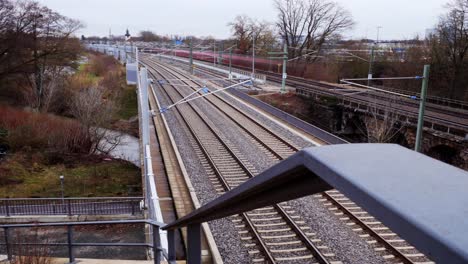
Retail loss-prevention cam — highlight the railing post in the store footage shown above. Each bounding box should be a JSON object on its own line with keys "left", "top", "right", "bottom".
{"left": 4, "top": 227, "right": 11, "bottom": 261}
{"left": 167, "top": 229, "right": 176, "bottom": 263}
{"left": 5, "top": 199, "right": 10, "bottom": 217}
{"left": 187, "top": 223, "right": 201, "bottom": 264}
{"left": 131, "top": 202, "right": 135, "bottom": 216}
{"left": 67, "top": 225, "right": 74, "bottom": 263}
{"left": 67, "top": 200, "right": 72, "bottom": 216}
{"left": 152, "top": 225, "right": 161, "bottom": 264}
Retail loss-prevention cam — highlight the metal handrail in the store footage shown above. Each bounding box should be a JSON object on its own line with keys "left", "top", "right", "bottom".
{"left": 0, "top": 198, "right": 143, "bottom": 217}
{"left": 0, "top": 197, "right": 142, "bottom": 201}
{"left": 0, "top": 219, "right": 174, "bottom": 264}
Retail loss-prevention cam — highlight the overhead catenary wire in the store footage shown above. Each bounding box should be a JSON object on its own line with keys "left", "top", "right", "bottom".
{"left": 343, "top": 76, "right": 423, "bottom": 81}
{"left": 340, "top": 79, "right": 421, "bottom": 99}
{"left": 153, "top": 79, "right": 252, "bottom": 114}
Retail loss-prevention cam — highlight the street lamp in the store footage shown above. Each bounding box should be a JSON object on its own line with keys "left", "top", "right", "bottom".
{"left": 60, "top": 175, "right": 65, "bottom": 202}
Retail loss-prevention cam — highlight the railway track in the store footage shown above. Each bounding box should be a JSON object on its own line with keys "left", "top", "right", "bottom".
{"left": 143, "top": 56, "right": 435, "bottom": 264}
{"left": 151, "top": 53, "right": 468, "bottom": 133}
{"left": 245, "top": 66, "right": 468, "bottom": 132}
{"left": 142, "top": 55, "right": 430, "bottom": 263}
{"left": 145, "top": 60, "right": 340, "bottom": 263}
{"left": 175, "top": 55, "right": 468, "bottom": 138}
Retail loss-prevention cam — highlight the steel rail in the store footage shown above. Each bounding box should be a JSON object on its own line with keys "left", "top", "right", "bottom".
{"left": 145, "top": 57, "right": 297, "bottom": 159}
{"left": 158, "top": 58, "right": 425, "bottom": 264}
{"left": 147, "top": 62, "right": 331, "bottom": 264}
{"left": 146, "top": 66, "right": 277, "bottom": 263}
{"left": 322, "top": 192, "right": 415, "bottom": 264}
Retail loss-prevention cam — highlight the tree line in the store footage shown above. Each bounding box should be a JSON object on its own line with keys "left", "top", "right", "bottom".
{"left": 82, "top": 0, "right": 468, "bottom": 100}
{"left": 0, "top": 0, "right": 83, "bottom": 110}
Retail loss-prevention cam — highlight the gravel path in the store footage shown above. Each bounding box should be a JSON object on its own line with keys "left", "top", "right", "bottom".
{"left": 149, "top": 59, "right": 389, "bottom": 263}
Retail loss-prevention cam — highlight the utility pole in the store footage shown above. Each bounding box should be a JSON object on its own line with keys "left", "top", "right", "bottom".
{"left": 213, "top": 40, "right": 216, "bottom": 67}
{"left": 368, "top": 26, "right": 382, "bottom": 86}
{"left": 281, "top": 43, "right": 287, "bottom": 93}
{"left": 367, "top": 46, "right": 375, "bottom": 86}
{"left": 268, "top": 43, "right": 288, "bottom": 93}
{"left": 415, "top": 65, "right": 430, "bottom": 152}
{"left": 229, "top": 48, "right": 233, "bottom": 80}
{"left": 189, "top": 38, "right": 194, "bottom": 74}
{"left": 252, "top": 32, "right": 255, "bottom": 79}
{"left": 218, "top": 41, "right": 224, "bottom": 66}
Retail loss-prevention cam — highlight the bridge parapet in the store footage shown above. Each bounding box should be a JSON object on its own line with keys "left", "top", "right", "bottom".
{"left": 297, "top": 87, "right": 468, "bottom": 139}
{"left": 0, "top": 197, "right": 142, "bottom": 217}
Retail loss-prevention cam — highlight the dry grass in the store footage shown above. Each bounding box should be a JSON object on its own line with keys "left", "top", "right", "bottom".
{"left": 0, "top": 151, "right": 141, "bottom": 198}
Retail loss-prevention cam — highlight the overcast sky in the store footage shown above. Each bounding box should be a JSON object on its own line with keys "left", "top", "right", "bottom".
{"left": 37, "top": 0, "right": 448, "bottom": 40}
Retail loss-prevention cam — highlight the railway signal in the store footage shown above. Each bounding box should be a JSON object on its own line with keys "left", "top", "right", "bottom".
{"left": 268, "top": 44, "right": 288, "bottom": 93}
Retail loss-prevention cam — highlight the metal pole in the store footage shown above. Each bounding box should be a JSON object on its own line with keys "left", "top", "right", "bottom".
{"left": 67, "top": 200, "right": 72, "bottom": 216}
{"left": 67, "top": 225, "right": 74, "bottom": 263}
{"left": 5, "top": 199, "right": 10, "bottom": 217}
{"left": 213, "top": 40, "right": 216, "bottom": 67}
{"left": 368, "top": 27, "right": 381, "bottom": 86}
{"left": 140, "top": 68, "right": 150, "bottom": 147}
{"left": 415, "top": 65, "right": 430, "bottom": 152}
{"left": 189, "top": 38, "right": 193, "bottom": 75}
{"left": 187, "top": 223, "right": 201, "bottom": 264}
{"left": 152, "top": 225, "right": 161, "bottom": 264}
{"left": 136, "top": 46, "right": 139, "bottom": 65}
{"left": 60, "top": 175, "right": 64, "bottom": 203}
{"left": 4, "top": 227, "right": 11, "bottom": 261}
{"left": 167, "top": 229, "right": 176, "bottom": 262}
{"left": 376, "top": 26, "right": 382, "bottom": 43}
{"left": 252, "top": 32, "right": 255, "bottom": 79}
{"left": 281, "top": 43, "right": 288, "bottom": 93}
{"left": 367, "top": 44, "right": 375, "bottom": 86}
{"left": 229, "top": 48, "right": 232, "bottom": 80}
{"left": 218, "top": 41, "right": 223, "bottom": 66}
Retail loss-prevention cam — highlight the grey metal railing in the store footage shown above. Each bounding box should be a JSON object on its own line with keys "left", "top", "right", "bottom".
{"left": 0, "top": 197, "right": 143, "bottom": 216}
{"left": 0, "top": 219, "right": 175, "bottom": 264}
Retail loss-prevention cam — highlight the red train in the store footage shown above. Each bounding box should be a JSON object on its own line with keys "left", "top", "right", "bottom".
{"left": 141, "top": 48, "right": 283, "bottom": 73}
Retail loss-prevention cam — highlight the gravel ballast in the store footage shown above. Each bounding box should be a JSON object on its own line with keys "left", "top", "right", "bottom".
{"left": 152, "top": 73, "right": 252, "bottom": 263}
{"left": 149, "top": 59, "right": 392, "bottom": 263}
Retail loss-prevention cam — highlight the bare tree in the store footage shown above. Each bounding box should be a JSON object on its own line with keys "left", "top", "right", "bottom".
{"left": 69, "top": 87, "right": 121, "bottom": 154}
{"left": 275, "top": 0, "right": 354, "bottom": 61}
{"left": 228, "top": 15, "right": 277, "bottom": 55}
{"left": 430, "top": 0, "right": 468, "bottom": 99}
{"left": 0, "top": 0, "right": 83, "bottom": 109}
{"left": 363, "top": 94, "right": 405, "bottom": 143}
{"left": 22, "top": 66, "right": 68, "bottom": 112}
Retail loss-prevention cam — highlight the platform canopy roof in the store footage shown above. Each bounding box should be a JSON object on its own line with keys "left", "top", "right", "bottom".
{"left": 164, "top": 144, "right": 468, "bottom": 264}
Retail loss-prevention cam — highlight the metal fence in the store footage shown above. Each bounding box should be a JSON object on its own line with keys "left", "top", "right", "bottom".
{"left": 0, "top": 219, "right": 174, "bottom": 264}
{"left": 0, "top": 197, "right": 142, "bottom": 217}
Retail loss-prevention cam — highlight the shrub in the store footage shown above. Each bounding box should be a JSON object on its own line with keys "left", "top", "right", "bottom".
{"left": 0, "top": 106, "right": 92, "bottom": 154}
{"left": 88, "top": 54, "right": 119, "bottom": 77}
